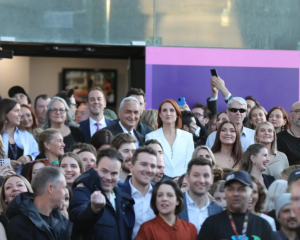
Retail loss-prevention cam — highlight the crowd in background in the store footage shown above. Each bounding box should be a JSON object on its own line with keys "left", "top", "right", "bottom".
{"left": 0, "top": 75, "right": 300, "bottom": 239}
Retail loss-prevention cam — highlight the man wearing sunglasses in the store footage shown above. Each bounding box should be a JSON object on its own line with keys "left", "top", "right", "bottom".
{"left": 206, "top": 97, "right": 255, "bottom": 152}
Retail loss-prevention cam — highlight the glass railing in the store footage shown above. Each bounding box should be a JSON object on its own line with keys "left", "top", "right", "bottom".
{"left": 0, "top": 0, "right": 299, "bottom": 50}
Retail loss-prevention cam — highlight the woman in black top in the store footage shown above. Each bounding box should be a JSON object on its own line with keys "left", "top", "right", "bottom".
{"left": 240, "top": 143, "right": 275, "bottom": 190}
{"left": 43, "top": 97, "right": 85, "bottom": 152}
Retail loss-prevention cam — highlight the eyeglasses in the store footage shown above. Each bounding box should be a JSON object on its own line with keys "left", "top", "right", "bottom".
{"left": 228, "top": 108, "right": 246, "bottom": 113}
{"left": 291, "top": 109, "right": 300, "bottom": 115}
{"left": 49, "top": 108, "right": 66, "bottom": 114}
{"left": 194, "top": 113, "right": 204, "bottom": 118}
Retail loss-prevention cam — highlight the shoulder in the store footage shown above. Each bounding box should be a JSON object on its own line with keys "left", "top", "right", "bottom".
{"left": 275, "top": 151, "right": 288, "bottom": 159}
{"left": 79, "top": 119, "right": 89, "bottom": 127}
{"left": 243, "top": 127, "right": 255, "bottom": 135}
{"left": 207, "top": 131, "right": 217, "bottom": 139}
{"left": 146, "top": 128, "right": 161, "bottom": 138}
{"left": 205, "top": 210, "right": 226, "bottom": 222}
{"left": 105, "top": 118, "right": 116, "bottom": 126}
{"left": 178, "top": 129, "right": 193, "bottom": 139}
{"left": 208, "top": 202, "right": 223, "bottom": 213}
{"left": 263, "top": 174, "right": 275, "bottom": 181}
{"left": 277, "top": 130, "right": 289, "bottom": 138}
{"left": 177, "top": 217, "right": 196, "bottom": 230}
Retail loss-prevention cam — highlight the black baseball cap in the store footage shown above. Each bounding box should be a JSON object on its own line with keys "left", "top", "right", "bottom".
{"left": 225, "top": 170, "right": 252, "bottom": 188}
{"left": 8, "top": 86, "right": 31, "bottom": 104}
{"left": 288, "top": 169, "right": 300, "bottom": 185}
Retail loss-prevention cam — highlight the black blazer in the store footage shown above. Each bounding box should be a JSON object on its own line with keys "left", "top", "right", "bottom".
{"left": 136, "top": 122, "right": 153, "bottom": 137}
{"left": 79, "top": 118, "right": 116, "bottom": 143}
{"left": 103, "top": 122, "right": 145, "bottom": 147}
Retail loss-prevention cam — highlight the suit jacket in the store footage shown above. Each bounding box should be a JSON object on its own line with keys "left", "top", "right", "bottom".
{"left": 118, "top": 175, "right": 154, "bottom": 196}
{"left": 103, "top": 122, "right": 145, "bottom": 147}
{"left": 262, "top": 174, "right": 275, "bottom": 189}
{"left": 136, "top": 122, "right": 153, "bottom": 137}
{"left": 79, "top": 118, "right": 115, "bottom": 143}
{"left": 178, "top": 192, "right": 223, "bottom": 222}
{"left": 145, "top": 128, "right": 194, "bottom": 178}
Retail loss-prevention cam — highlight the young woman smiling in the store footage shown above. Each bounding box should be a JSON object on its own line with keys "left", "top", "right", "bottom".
{"left": 254, "top": 121, "right": 289, "bottom": 179}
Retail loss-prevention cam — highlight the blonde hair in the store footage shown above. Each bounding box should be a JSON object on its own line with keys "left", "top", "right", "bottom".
{"left": 254, "top": 121, "right": 277, "bottom": 155}
{"left": 192, "top": 145, "right": 216, "bottom": 167}
{"left": 140, "top": 109, "right": 158, "bottom": 130}
{"left": 38, "top": 128, "right": 61, "bottom": 154}
{"left": 0, "top": 175, "right": 33, "bottom": 216}
{"left": 247, "top": 106, "right": 267, "bottom": 130}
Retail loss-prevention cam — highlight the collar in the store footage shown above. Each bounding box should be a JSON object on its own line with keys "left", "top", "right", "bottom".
{"left": 129, "top": 178, "right": 152, "bottom": 196}
{"left": 155, "top": 215, "right": 179, "bottom": 231}
{"left": 119, "top": 121, "right": 134, "bottom": 135}
{"left": 89, "top": 116, "right": 105, "bottom": 126}
{"left": 241, "top": 126, "right": 250, "bottom": 136}
{"left": 277, "top": 229, "right": 299, "bottom": 240}
{"left": 50, "top": 159, "right": 59, "bottom": 165}
{"left": 186, "top": 191, "right": 210, "bottom": 210}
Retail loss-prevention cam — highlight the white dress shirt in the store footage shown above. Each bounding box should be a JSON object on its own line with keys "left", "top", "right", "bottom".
{"left": 145, "top": 128, "right": 194, "bottom": 177}
{"left": 129, "top": 179, "right": 155, "bottom": 239}
{"left": 119, "top": 121, "right": 140, "bottom": 148}
{"left": 186, "top": 192, "right": 210, "bottom": 233}
{"left": 206, "top": 126, "right": 255, "bottom": 152}
{"left": 89, "top": 116, "right": 107, "bottom": 137}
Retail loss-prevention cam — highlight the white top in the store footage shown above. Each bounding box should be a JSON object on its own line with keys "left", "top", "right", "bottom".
{"left": 206, "top": 127, "right": 255, "bottom": 152}
{"left": 186, "top": 192, "right": 210, "bottom": 233}
{"left": 145, "top": 128, "right": 194, "bottom": 177}
{"left": 89, "top": 116, "right": 107, "bottom": 137}
{"left": 129, "top": 179, "right": 155, "bottom": 239}
{"left": 119, "top": 122, "right": 140, "bottom": 148}
{"left": 260, "top": 213, "right": 276, "bottom": 231}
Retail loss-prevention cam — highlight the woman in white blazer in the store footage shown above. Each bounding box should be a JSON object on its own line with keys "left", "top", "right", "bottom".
{"left": 145, "top": 99, "right": 194, "bottom": 178}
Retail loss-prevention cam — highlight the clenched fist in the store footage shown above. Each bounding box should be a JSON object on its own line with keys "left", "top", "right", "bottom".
{"left": 91, "top": 191, "right": 106, "bottom": 213}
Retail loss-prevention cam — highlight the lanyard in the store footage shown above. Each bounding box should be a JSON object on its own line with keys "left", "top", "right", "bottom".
{"left": 9, "top": 144, "right": 18, "bottom": 160}
{"left": 227, "top": 210, "right": 249, "bottom": 240}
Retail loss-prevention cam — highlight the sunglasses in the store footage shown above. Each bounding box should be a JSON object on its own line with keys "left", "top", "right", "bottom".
{"left": 228, "top": 108, "right": 246, "bottom": 113}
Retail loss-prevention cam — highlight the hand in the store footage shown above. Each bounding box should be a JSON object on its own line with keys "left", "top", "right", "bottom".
{"left": 91, "top": 191, "right": 106, "bottom": 213}
{"left": 16, "top": 155, "right": 30, "bottom": 165}
{"left": 211, "top": 76, "right": 225, "bottom": 91}
{"left": 211, "top": 83, "right": 218, "bottom": 94}
{"left": 10, "top": 160, "right": 22, "bottom": 170}
{"left": 60, "top": 208, "right": 69, "bottom": 219}
{"left": 207, "top": 192, "right": 215, "bottom": 203}
{"left": 0, "top": 166, "right": 15, "bottom": 176}
{"left": 179, "top": 102, "right": 191, "bottom": 111}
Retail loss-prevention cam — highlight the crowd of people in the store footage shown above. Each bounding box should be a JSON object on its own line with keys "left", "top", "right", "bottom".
{"left": 0, "top": 75, "right": 300, "bottom": 240}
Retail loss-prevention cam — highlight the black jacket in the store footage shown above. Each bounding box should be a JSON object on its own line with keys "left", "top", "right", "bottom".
{"left": 103, "top": 122, "right": 145, "bottom": 146}
{"left": 6, "top": 192, "right": 72, "bottom": 240}
{"left": 70, "top": 168, "right": 135, "bottom": 240}
{"left": 136, "top": 121, "right": 153, "bottom": 137}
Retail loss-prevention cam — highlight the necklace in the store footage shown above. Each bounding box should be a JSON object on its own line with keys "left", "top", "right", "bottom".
{"left": 289, "top": 128, "right": 300, "bottom": 138}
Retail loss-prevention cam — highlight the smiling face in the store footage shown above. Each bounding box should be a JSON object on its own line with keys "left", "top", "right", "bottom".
{"left": 250, "top": 148, "right": 270, "bottom": 172}
{"left": 118, "top": 101, "right": 140, "bottom": 131}
{"left": 49, "top": 100, "right": 67, "bottom": 125}
{"left": 156, "top": 184, "right": 179, "bottom": 216}
{"left": 130, "top": 152, "right": 157, "bottom": 186}
{"left": 278, "top": 203, "right": 299, "bottom": 230}
{"left": 6, "top": 103, "right": 22, "bottom": 127}
{"left": 186, "top": 165, "right": 213, "bottom": 197}
{"left": 256, "top": 124, "right": 274, "bottom": 145}
{"left": 4, "top": 176, "right": 28, "bottom": 204}
{"left": 219, "top": 123, "right": 237, "bottom": 145}
{"left": 159, "top": 102, "right": 177, "bottom": 126}
{"left": 118, "top": 142, "right": 136, "bottom": 173}
{"left": 20, "top": 106, "right": 33, "bottom": 129}
{"left": 147, "top": 143, "right": 165, "bottom": 182}
{"left": 60, "top": 157, "right": 81, "bottom": 185}
{"left": 45, "top": 133, "right": 65, "bottom": 157}
{"left": 250, "top": 108, "right": 266, "bottom": 129}
{"left": 87, "top": 90, "right": 106, "bottom": 117}
{"left": 96, "top": 157, "right": 122, "bottom": 194}
{"left": 268, "top": 109, "right": 287, "bottom": 129}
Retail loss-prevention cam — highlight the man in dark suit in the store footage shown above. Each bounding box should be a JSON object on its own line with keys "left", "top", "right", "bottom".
{"left": 125, "top": 88, "right": 153, "bottom": 137}
{"left": 80, "top": 87, "right": 115, "bottom": 143}
{"left": 104, "top": 96, "right": 145, "bottom": 147}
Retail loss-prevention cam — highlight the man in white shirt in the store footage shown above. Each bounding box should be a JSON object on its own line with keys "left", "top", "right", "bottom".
{"left": 206, "top": 97, "right": 255, "bottom": 151}
{"left": 118, "top": 147, "right": 157, "bottom": 239}
{"left": 111, "top": 133, "right": 137, "bottom": 183}
{"left": 178, "top": 157, "right": 223, "bottom": 233}
{"left": 80, "top": 87, "right": 115, "bottom": 143}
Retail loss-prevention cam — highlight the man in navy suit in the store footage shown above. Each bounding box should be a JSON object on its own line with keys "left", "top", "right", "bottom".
{"left": 104, "top": 97, "right": 145, "bottom": 147}
{"left": 80, "top": 87, "right": 115, "bottom": 143}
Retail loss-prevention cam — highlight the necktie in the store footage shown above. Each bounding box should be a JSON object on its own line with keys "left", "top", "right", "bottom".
{"left": 95, "top": 122, "right": 101, "bottom": 131}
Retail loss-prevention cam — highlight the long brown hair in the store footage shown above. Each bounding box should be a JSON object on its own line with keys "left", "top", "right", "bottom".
{"left": 157, "top": 99, "right": 182, "bottom": 129}
{"left": 211, "top": 121, "right": 243, "bottom": 168}
{"left": 0, "top": 98, "right": 19, "bottom": 134}
{"left": 251, "top": 176, "right": 266, "bottom": 213}
{"left": 240, "top": 143, "right": 267, "bottom": 173}
{"left": 267, "top": 106, "right": 289, "bottom": 130}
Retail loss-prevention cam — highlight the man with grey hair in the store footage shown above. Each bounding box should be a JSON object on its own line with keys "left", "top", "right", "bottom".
{"left": 206, "top": 97, "right": 255, "bottom": 151}
{"left": 104, "top": 96, "right": 145, "bottom": 147}
{"left": 6, "top": 166, "right": 72, "bottom": 239}
{"left": 277, "top": 101, "right": 300, "bottom": 166}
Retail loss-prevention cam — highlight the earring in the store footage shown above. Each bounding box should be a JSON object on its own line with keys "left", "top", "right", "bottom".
{"left": 282, "top": 126, "right": 284, "bottom": 131}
